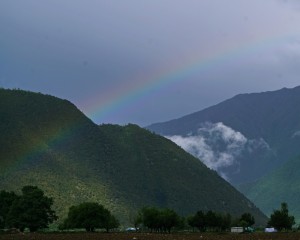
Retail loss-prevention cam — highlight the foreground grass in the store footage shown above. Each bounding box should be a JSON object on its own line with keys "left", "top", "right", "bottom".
{"left": 0, "top": 232, "right": 300, "bottom": 240}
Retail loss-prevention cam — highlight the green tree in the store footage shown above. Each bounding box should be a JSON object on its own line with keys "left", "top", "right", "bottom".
{"left": 0, "top": 190, "right": 18, "bottom": 228}
{"left": 160, "top": 208, "right": 180, "bottom": 233}
{"left": 218, "top": 212, "right": 231, "bottom": 231}
{"left": 187, "top": 210, "right": 206, "bottom": 232}
{"left": 103, "top": 214, "right": 119, "bottom": 233}
{"left": 140, "top": 207, "right": 160, "bottom": 232}
{"left": 6, "top": 186, "right": 57, "bottom": 232}
{"left": 268, "top": 202, "right": 295, "bottom": 231}
{"left": 188, "top": 210, "right": 231, "bottom": 232}
{"left": 139, "top": 207, "right": 180, "bottom": 233}
{"left": 205, "top": 210, "right": 219, "bottom": 231}
{"left": 63, "top": 202, "right": 118, "bottom": 232}
{"left": 239, "top": 213, "right": 255, "bottom": 227}
{"left": 187, "top": 215, "right": 196, "bottom": 232}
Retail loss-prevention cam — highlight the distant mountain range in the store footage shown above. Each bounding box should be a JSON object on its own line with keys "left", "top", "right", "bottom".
{"left": 0, "top": 88, "right": 267, "bottom": 226}
{"left": 147, "top": 86, "right": 300, "bottom": 221}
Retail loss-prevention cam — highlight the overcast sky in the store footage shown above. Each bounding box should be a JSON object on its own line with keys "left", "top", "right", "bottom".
{"left": 1, "top": 0, "right": 300, "bottom": 126}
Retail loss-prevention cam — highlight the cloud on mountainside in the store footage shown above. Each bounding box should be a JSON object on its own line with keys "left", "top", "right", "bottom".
{"left": 166, "top": 123, "right": 246, "bottom": 170}
{"left": 166, "top": 122, "right": 271, "bottom": 180}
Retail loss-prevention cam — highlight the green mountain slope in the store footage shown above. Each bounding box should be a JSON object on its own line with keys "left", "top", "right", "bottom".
{"left": 97, "top": 124, "right": 266, "bottom": 223}
{"left": 239, "top": 155, "right": 300, "bottom": 223}
{"left": 0, "top": 89, "right": 124, "bottom": 223}
{"left": 0, "top": 89, "right": 267, "bottom": 226}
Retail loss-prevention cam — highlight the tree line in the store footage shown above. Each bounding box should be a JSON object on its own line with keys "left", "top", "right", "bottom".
{"left": 0, "top": 186, "right": 118, "bottom": 232}
{"left": 134, "top": 207, "right": 255, "bottom": 233}
{"left": 0, "top": 186, "right": 296, "bottom": 233}
{"left": 0, "top": 186, "right": 57, "bottom": 232}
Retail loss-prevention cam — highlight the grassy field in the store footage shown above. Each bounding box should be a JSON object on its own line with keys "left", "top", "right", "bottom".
{"left": 0, "top": 232, "right": 300, "bottom": 240}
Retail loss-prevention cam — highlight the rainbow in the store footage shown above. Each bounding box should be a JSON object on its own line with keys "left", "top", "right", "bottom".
{"left": 2, "top": 30, "right": 295, "bottom": 174}
{"left": 82, "top": 31, "right": 294, "bottom": 124}
{"left": 1, "top": 116, "right": 82, "bottom": 175}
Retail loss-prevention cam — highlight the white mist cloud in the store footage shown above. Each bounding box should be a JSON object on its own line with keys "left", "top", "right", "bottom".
{"left": 199, "top": 122, "right": 247, "bottom": 147}
{"left": 169, "top": 134, "right": 216, "bottom": 166}
{"left": 166, "top": 122, "right": 247, "bottom": 171}
{"left": 166, "top": 122, "right": 271, "bottom": 180}
{"left": 247, "top": 138, "right": 271, "bottom": 152}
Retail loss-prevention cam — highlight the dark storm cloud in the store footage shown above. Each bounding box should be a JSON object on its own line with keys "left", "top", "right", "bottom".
{"left": 1, "top": 0, "right": 300, "bottom": 125}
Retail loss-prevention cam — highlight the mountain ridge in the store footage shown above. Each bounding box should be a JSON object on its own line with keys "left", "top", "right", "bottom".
{"left": 147, "top": 85, "right": 300, "bottom": 222}
{"left": 147, "top": 86, "right": 300, "bottom": 184}
{"left": 0, "top": 88, "right": 267, "bottom": 226}
{"left": 148, "top": 86, "right": 300, "bottom": 137}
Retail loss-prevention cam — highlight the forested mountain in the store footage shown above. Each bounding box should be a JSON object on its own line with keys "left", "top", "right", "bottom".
{"left": 0, "top": 89, "right": 267, "bottom": 225}
{"left": 239, "top": 155, "right": 300, "bottom": 222}
{"left": 147, "top": 86, "right": 300, "bottom": 222}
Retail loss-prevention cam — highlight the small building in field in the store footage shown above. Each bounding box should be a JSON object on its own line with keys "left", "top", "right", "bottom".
{"left": 265, "top": 227, "right": 277, "bottom": 233}
{"left": 231, "top": 227, "right": 244, "bottom": 233}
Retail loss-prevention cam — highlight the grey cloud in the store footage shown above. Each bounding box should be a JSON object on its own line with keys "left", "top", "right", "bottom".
{"left": 1, "top": 0, "right": 300, "bottom": 125}
{"left": 277, "top": 0, "right": 300, "bottom": 9}
{"left": 292, "top": 131, "right": 300, "bottom": 138}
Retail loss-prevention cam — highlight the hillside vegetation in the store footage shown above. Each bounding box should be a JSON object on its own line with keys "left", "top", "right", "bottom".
{"left": 239, "top": 155, "right": 300, "bottom": 222}
{"left": 0, "top": 89, "right": 267, "bottom": 225}
{"left": 147, "top": 86, "right": 300, "bottom": 223}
